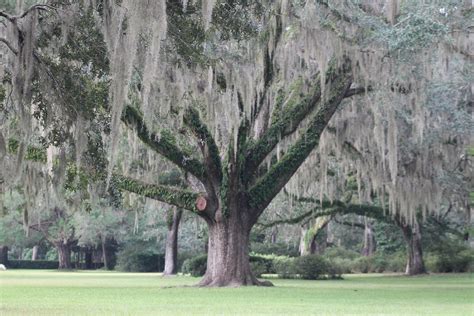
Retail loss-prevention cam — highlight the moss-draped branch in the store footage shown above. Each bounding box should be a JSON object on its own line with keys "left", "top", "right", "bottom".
{"left": 245, "top": 58, "right": 355, "bottom": 183}
{"left": 248, "top": 59, "right": 353, "bottom": 213}
{"left": 244, "top": 74, "right": 322, "bottom": 179}
{"left": 112, "top": 174, "right": 201, "bottom": 212}
{"left": 183, "top": 106, "right": 222, "bottom": 184}
{"left": 258, "top": 201, "right": 386, "bottom": 228}
{"left": 121, "top": 106, "right": 206, "bottom": 182}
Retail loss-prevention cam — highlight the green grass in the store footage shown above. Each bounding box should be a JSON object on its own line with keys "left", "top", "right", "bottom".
{"left": 0, "top": 271, "right": 472, "bottom": 315}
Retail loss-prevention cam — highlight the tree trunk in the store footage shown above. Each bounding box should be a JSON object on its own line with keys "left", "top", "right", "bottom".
{"left": 362, "top": 219, "right": 376, "bottom": 256}
{"left": 31, "top": 245, "right": 39, "bottom": 261}
{"left": 163, "top": 208, "right": 183, "bottom": 276}
{"left": 299, "top": 225, "right": 309, "bottom": 256}
{"left": 56, "top": 242, "right": 72, "bottom": 269}
{"left": 0, "top": 246, "right": 8, "bottom": 265}
{"left": 299, "top": 218, "right": 330, "bottom": 256}
{"left": 198, "top": 208, "right": 272, "bottom": 287}
{"left": 401, "top": 219, "right": 426, "bottom": 275}
{"left": 270, "top": 226, "right": 278, "bottom": 244}
{"left": 101, "top": 236, "right": 109, "bottom": 269}
{"left": 84, "top": 247, "right": 93, "bottom": 269}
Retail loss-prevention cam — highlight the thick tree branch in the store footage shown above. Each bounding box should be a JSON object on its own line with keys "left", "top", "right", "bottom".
{"left": 248, "top": 59, "right": 353, "bottom": 214}
{"left": 258, "top": 201, "right": 387, "bottom": 228}
{"left": 0, "top": 37, "right": 18, "bottom": 55}
{"left": 0, "top": 4, "right": 54, "bottom": 23}
{"left": 246, "top": 57, "right": 359, "bottom": 180}
{"left": 344, "top": 86, "right": 372, "bottom": 98}
{"left": 251, "top": 15, "right": 282, "bottom": 123}
{"left": 245, "top": 73, "right": 322, "bottom": 179}
{"left": 182, "top": 106, "right": 222, "bottom": 184}
{"left": 121, "top": 106, "right": 206, "bottom": 182}
{"left": 333, "top": 218, "right": 365, "bottom": 229}
{"left": 112, "top": 174, "right": 202, "bottom": 212}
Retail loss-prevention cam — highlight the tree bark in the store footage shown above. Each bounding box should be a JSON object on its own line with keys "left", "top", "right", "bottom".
{"left": 31, "top": 245, "right": 39, "bottom": 261}
{"left": 299, "top": 225, "right": 309, "bottom": 256}
{"left": 401, "top": 219, "right": 426, "bottom": 275}
{"left": 56, "top": 242, "right": 72, "bottom": 269}
{"left": 270, "top": 226, "right": 278, "bottom": 244}
{"left": 84, "top": 247, "right": 93, "bottom": 269}
{"left": 198, "top": 207, "right": 272, "bottom": 287}
{"left": 362, "top": 219, "right": 376, "bottom": 256}
{"left": 163, "top": 208, "right": 183, "bottom": 276}
{"left": 0, "top": 246, "right": 8, "bottom": 265}
{"left": 101, "top": 236, "right": 108, "bottom": 269}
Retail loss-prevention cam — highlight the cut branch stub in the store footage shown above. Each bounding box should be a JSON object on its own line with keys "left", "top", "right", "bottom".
{"left": 196, "top": 196, "right": 207, "bottom": 211}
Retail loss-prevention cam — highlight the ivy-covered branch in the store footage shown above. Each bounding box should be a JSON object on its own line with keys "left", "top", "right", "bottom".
{"left": 182, "top": 106, "right": 222, "bottom": 184}
{"left": 245, "top": 74, "right": 322, "bottom": 179}
{"left": 245, "top": 57, "right": 356, "bottom": 181}
{"left": 121, "top": 106, "right": 206, "bottom": 182}
{"left": 258, "top": 201, "right": 386, "bottom": 228}
{"left": 248, "top": 58, "right": 353, "bottom": 213}
{"left": 112, "top": 174, "right": 202, "bottom": 212}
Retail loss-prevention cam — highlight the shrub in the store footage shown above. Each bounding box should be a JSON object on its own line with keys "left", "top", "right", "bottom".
{"left": 372, "top": 255, "right": 388, "bottom": 273}
{"left": 385, "top": 252, "right": 406, "bottom": 272}
{"left": 250, "top": 242, "right": 299, "bottom": 257}
{"left": 177, "top": 251, "right": 201, "bottom": 273}
{"left": 325, "top": 258, "right": 344, "bottom": 279}
{"left": 294, "top": 255, "right": 329, "bottom": 280}
{"left": 182, "top": 254, "right": 279, "bottom": 277}
{"left": 426, "top": 240, "right": 474, "bottom": 273}
{"left": 427, "top": 249, "right": 474, "bottom": 273}
{"left": 324, "top": 247, "right": 361, "bottom": 261}
{"left": 7, "top": 260, "right": 59, "bottom": 269}
{"left": 249, "top": 255, "right": 275, "bottom": 274}
{"left": 181, "top": 254, "right": 207, "bottom": 277}
{"left": 116, "top": 253, "right": 164, "bottom": 272}
{"left": 352, "top": 256, "right": 372, "bottom": 273}
{"left": 250, "top": 261, "right": 267, "bottom": 277}
{"left": 273, "top": 257, "right": 296, "bottom": 279}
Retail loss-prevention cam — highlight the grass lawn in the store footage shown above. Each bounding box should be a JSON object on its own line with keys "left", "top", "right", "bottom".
{"left": 0, "top": 270, "right": 472, "bottom": 315}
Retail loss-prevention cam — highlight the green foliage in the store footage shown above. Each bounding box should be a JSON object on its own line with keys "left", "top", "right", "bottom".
{"left": 373, "top": 221, "right": 405, "bottom": 253}
{"left": 7, "top": 138, "right": 19, "bottom": 154}
{"left": 0, "top": 84, "right": 5, "bottom": 104}
{"left": 25, "top": 146, "right": 47, "bottom": 163}
{"left": 181, "top": 254, "right": 277, "bottom": 277}
{"left": 116, "top": 249, "right": 164, "bottom": 272}
{"left": 273, "top": 257, "right": 296, "bottom": 279}
{"left": 250, "top": 242, "right": 299, "bottom": 257}
{"left": 181, "top": 254, "right": 208, "bottom": 277}
{"left": 323, "top": 247, "right": 406, "bottom": 273}
{"left": 426, "top": 242, "right": 474, "bottom": 273}
{"left": 273, "top": 255, "right": 343, "bottom": 280}
{"left": 294, "top": 255, "right": 330, "bottom": 280}
{"left": 249, "top": 255, "right": 275, "bottom": 276}
{"left": 7, "top": 260, "right": 59, "bottom": 269}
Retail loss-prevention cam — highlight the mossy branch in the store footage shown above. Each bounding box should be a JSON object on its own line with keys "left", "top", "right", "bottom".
{"left": 245, "top": 58, "right": 355, "bottom": 182}
{"left": 248, "top": 58, "right": 353, "bottom": 213}
{"left": 245, "top": 74, "right": 322, "bottom": 180}
{"left": 121, "top": 106, "right": 206, "bottom": 182}
{"left": 112, "top": 174, "right": 202, "bottom": 212}
{"left": 183, "top": 106, "right": 222, "bottom": 184}
{"left": 258, "top": 201, "right": 387, "bottom": 228}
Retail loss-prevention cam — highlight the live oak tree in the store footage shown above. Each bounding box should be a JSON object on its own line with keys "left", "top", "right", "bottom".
{"left": 1, "top": 1, "right": 472, "bottom": 286}
{"left": 259, "top": 194, "right": 428, "bottom": 275}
